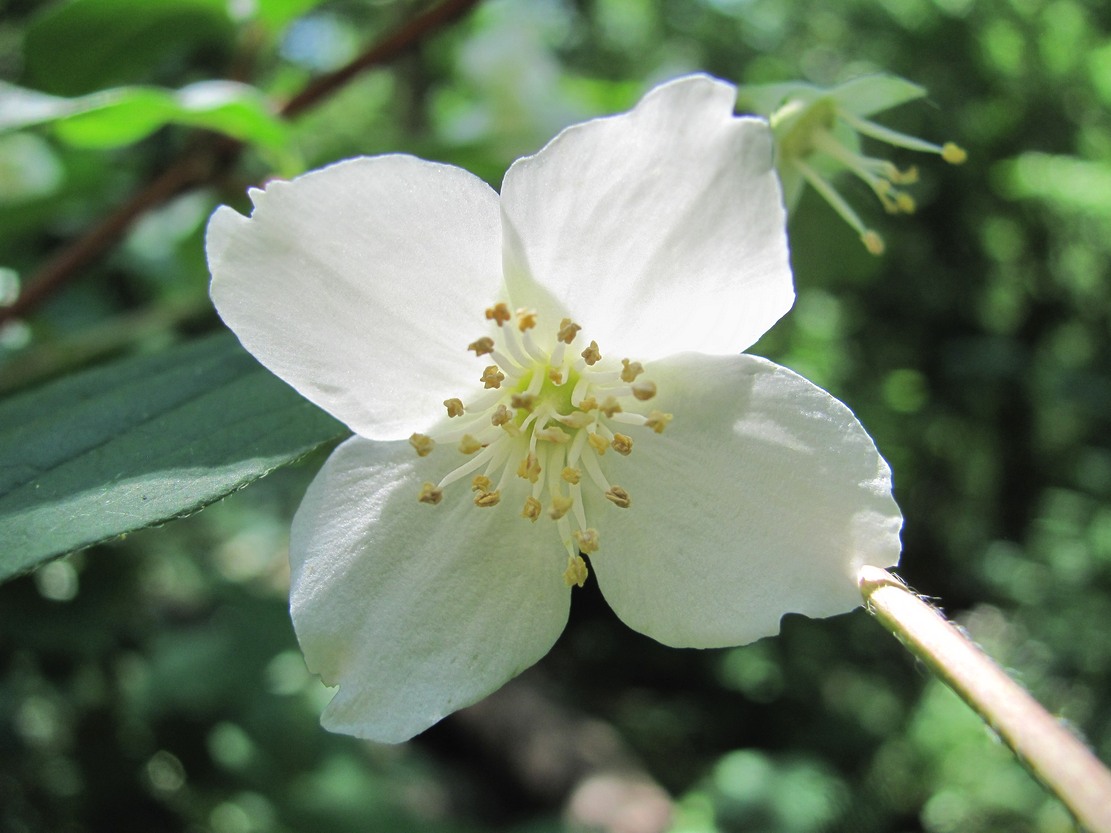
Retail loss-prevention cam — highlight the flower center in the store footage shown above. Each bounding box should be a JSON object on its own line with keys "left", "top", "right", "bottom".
{"left": 409, "top": 303, "right": 673, "bottom": 588}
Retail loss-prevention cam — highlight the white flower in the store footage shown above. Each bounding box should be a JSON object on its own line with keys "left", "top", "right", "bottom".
{"left": 206, "top": 74, "right": 903, "bottom": 743}
{"left": 737, "top": 75, "right": 967, "bottom": 254}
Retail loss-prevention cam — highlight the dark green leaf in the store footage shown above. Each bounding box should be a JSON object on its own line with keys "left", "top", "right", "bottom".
{"left": 23, "top": 0, "right": 234, "bottom": 96}
{"left": 0, "top": 333, "right": 347, "bottom": 582}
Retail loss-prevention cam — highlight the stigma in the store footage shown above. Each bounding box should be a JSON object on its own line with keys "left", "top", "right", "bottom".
{"left": 409, "top": 304, "right": 673, "bottom": 587}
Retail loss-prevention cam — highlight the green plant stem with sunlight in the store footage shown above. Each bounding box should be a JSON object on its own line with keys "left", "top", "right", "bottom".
{"left": 860, "top": 567, "right": 1111, "bottom": 833}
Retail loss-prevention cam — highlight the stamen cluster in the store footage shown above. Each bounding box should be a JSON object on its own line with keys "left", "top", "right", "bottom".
{"left": 770, "top": 90, "right": 966, "bottom": 255}
{"left": 409, "top": 303, "right": 673, "bottom": 587}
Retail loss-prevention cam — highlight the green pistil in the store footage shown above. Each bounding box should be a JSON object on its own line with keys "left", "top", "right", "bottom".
{"left": 513, "top": 365, "right": 581, "bottom": 423}
{"left": 775, "top": 97, "right": 837, "bottom": 161}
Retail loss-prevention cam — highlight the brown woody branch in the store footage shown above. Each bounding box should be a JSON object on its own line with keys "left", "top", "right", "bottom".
{"left": 0, "top": 0, "right": 482, "bottom": 327}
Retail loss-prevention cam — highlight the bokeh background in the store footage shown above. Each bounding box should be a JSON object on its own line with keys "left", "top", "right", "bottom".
{"left": 2, "top": 0, "right": 1111, "bottom": 831}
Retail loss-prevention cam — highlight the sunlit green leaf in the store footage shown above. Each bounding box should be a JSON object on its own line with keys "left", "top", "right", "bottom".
{"left": 252, "top": 0, "right": 328, "bottom": 32}
{"left": 0, "top": 333, "right": 347, "bottom": 582}
{"left": 0, "top": 80, "right": 290, "bottom": 151}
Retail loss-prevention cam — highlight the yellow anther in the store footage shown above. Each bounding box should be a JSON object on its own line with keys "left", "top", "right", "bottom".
{"left": 573, "top": 528, "right": 600, "bottom": 554}
{"left": 485, "top": 303, "right": 511, "bottom": 326}
{"left": 895, "top": 192, "right": 916, "bottom": 214}
{"left": 471, "top": 474, "right": 493, "bottom": 492}
{"left": 517, "top": 453, "right": 541, "bottom": 483}
{"left": 605, "top": 486, "right": 631, "bottom": 508}
{"left": 561, "top": 466, "right": 581, "bottom": 485}
{"left": 467, "top": 337, "right": 495, "bottom": 356}
{"left": 549, "top": 494, "right": 573, "bottom": 520}
{"left": 579, "top": 396, "right": 598, "bottom": 412}
{"left": 409, "top": 433, "right": 435, "bottom": 457}
{"left": 522, "top": 496, "right": 542, "bottom": 522}
{"left": 631, "top": 380, "right": 656, "bottom": 401}
{"left": 581, "top": 341, "right": 602, "bottom": 365}
{"left": 620, "top": 359, "right": 645, "bottom": 382}
{"left": 516, "top": 308, "right": 538, "bottom": 331}
{"left": 563, "top": 554, "right": 589, "bottom": 588}
{"left": 942, "top": 142, "right": 967, "bottom": 165}
{"left": 645, "top": 410, "right": 673, "bottom": 434}
{"left": 861, "top": 230, "right": 885, "bottom": 256}
{"left": 444, "top": 398, "right": 465, "bottom": 417}
{"left": 548, "top": 368, "right": 564, "bottom": 385}
{"left": 611, "top": 433, "right": 633, "bottom": 456}
{"left": 587, "top": 433, "right": 609, "bottom": 455}
{"left": 418, "top": 482, "right": 443, "bottom": 505}
{"left": 536, "top": 426, "right": 571, "bottom": 444}
{"left": 474, "top": 490, "right": 501, "bottom": 508}
{"left": 491, "top": 403, "right": 512, "bottom": 426}
{"left": 510, "top": 392, "right": 535, "bottom": 411}
{"left": 481, "top": 365, "right": 505, "bottom": 389}
{"left": 893, "top": 165, "right": 919, "bottom": 185}
{"left": 458, "top": 434, "right": 483, "bottom": 455}
{"left": 557, "top": 318, "right": 582, "bottom": 344}
{"left": 600, "top": 396, "right": 622, "bottom": 418}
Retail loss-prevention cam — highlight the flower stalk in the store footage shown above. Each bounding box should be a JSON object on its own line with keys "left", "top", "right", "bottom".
{"left": 859, "top": 566, "right": 1111, "bottom": 833}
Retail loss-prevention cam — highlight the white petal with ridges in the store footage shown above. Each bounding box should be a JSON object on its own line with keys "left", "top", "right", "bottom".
{"left": 290, "top": 435, "right": 570, "bottom": 743}
{"left": 500, "top": 74, "right": 793, "bottom": 359}
{"left": 208, "top": 155, "right": 502, "bottom": 440}
{"left": 590, "top": 353, "right": 902, "bottom": 649}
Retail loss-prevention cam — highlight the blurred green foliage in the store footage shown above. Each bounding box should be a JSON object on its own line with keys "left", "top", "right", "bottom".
{"left": 2, "top": 0, "right": 1111, "bottom": 831}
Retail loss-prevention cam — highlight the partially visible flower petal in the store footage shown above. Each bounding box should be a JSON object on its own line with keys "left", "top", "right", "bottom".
{"left": 590, "top": 352, "right": 902, "bottom": 649}
{"left": 208, "top": 155, "right": 502, "bottom": 440}
{"left": 736, "top": 76, "right": 927, "bottom": 122}
{"left": 290, "top": 435, "right": 571, "bottom": 743}
{"left": 500, "top": 74, "right": 793, "bottom": 359}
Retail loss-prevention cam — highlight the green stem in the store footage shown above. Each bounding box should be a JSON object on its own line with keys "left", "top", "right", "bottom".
{"left": 859, "top": 566, "right": 1111, "bottom": 833}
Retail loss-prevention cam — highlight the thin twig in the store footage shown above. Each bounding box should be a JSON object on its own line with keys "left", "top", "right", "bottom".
{"left": 281, "top": 0, "right": 481, "bottom": 119}
{"left": 1, "top": 149, "right": 220, "bottom": 324}
{"left": 0, "top": 0, "right": 483, "bottom": 327}
{"left": 860, "top": 566, "right": 1111, "bottom": 833}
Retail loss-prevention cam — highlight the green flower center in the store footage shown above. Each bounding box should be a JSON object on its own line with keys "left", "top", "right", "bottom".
{"left": 407, "top": 303, "right": 674, "bottom": 588}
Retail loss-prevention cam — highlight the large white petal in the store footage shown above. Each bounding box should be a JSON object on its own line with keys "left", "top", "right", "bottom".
{"left": 290, "top": 435, "right": 571, "bottom": 743}
{"left": 208, "top": 155, "right": 502, "bottom": 440}
{"left": 590, "top": 353, "right": 901, "bottom": 649}
{"left": 500, "top": 74, "right": 793, "bottom": 359}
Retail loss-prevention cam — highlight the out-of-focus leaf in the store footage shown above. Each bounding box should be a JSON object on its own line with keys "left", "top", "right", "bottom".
{"left": 0, "top": 133, "right": 64, "bottom": 204}
{"left": 252, "top": 0, "right": 328, "bottom": 32}
{"left": 995, "top": 152, "right": 1111, "bottom": 218}
{"left": 0, "top": 80, "right": 290, "bottom": 151}
{"left": 0, "top": 333, "right": 347, "bottom": 583}
{"left": 23, "top": 0, "right": 235, "bottom": 96}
